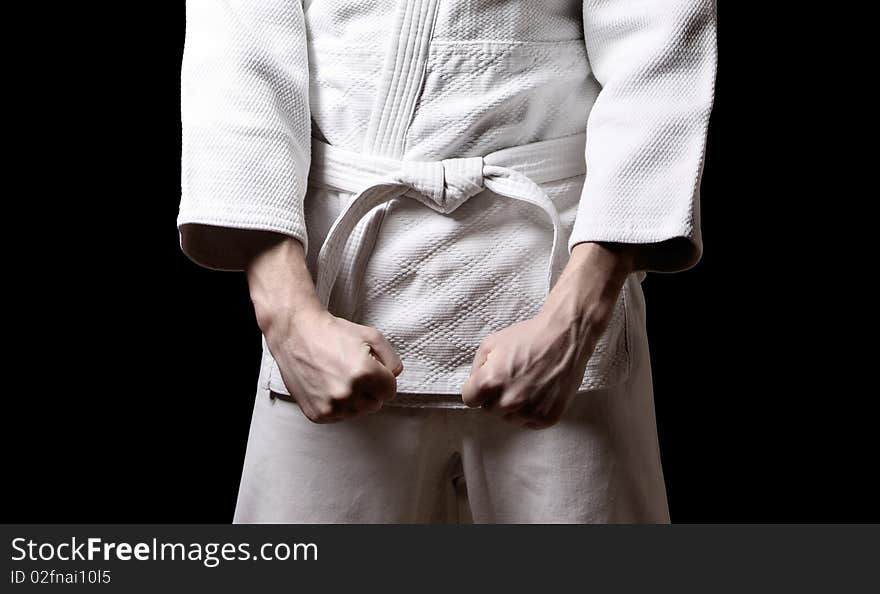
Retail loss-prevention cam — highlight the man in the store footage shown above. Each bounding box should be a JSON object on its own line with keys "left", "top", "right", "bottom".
{"left": 178, "top": 0, "right": 717, "bottom": 523}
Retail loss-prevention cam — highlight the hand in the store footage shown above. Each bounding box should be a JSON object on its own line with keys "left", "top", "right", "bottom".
{"left": 245, "top": 235, "right": 403, "bottom": 423}
{"left": 265, "top": 307, "right": 403, "bottom": 423}
{"left": 461, "top": 242, "right": 637, "bottom": 428}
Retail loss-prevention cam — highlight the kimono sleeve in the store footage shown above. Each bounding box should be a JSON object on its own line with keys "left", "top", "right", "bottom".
{"left": 177, "top": 0, "right": 311, "bottom": 270}
{"left": 570, "top": 0, "right": 718, "bottom": 272}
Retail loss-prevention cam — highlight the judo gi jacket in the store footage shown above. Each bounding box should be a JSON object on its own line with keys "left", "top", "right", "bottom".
{"left": 178, "top": 0, "right": 718, "bottom": 399}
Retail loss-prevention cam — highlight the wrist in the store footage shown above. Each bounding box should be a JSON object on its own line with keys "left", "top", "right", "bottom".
{"left": 569, "top": 241, "right": 637, "bottom": 282}
{"left": 541, "top": 242, "right": 634, "bottom": 325}
{"left": 245, "top": 236, "right": 325, "bottom": 334}
{"left": 253, "top": 296, "right": 325, "bottom": 339}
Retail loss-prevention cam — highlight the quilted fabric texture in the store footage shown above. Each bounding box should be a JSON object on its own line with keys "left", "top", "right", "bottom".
{"left": 570, "top": 0, "right": 717, "bottom": 270}
{"left": 178, "top": 0, "right": 717, "bottom": 401}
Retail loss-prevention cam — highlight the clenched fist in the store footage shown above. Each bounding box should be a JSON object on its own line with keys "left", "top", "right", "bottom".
{"left": 462, "top": 241, "right": 638, "bottom": 429}
{"left": 245, "top": 234, "right": 402, "bottom": 423}
{"left": 265, "top": 308, "right": 402, "bottom": 423}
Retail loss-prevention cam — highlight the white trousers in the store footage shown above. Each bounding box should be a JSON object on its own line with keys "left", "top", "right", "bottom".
{"left": 233, "top": 279, "right": 669, "bottom": 523}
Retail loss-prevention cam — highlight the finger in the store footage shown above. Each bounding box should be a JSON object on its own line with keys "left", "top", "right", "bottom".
{"left": 360, "top": 328, "right": 403, "bottom": 375}
{"left": 363, "top": 345, "right": 400, "bottom": 393}
{"left": 352, "top": 355, "right": 398, "bottom": 402}
{"left": 461, "top": 373, "right": 477, "bottom": 406}
{"left": 493, "top": 393, "right": 528, "bottom": 417}
{"left": 500, "top": 406, "right": 550, "bottom": 429}
{"left": 461, "top": 342, "right": 495, "bottom": 407}
{"left": 531, "top": 388, "right": 572, "bottom": 425}
{"left": 495, "top": 390, "right": 535, "bottom": 425}
{"left": 461, "top": 370, "right": 486, "bottom": 408}
{"left": 462, "top": 366, "right": 504, "bottom": 409}
{"left": 470, "top": 340, "right": 492, "bottom": 373}
{"left": 339, "top": 393, "right": 382, "bottom": 417}
{"left": 542, "top": 396, "right": 570, "bottom": 427}
{"left": 513, "top": 399, "right": 563, "bottom": 430}
{"left": 302, "top": 403, "right": 347, "bottom": 424}
{"left": 533, "top": 385, "right": 564, "bottom": 418}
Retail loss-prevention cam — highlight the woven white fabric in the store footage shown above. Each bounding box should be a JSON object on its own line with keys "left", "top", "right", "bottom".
{"left": 178, "top": 0, "right": 717, "bottom": 399}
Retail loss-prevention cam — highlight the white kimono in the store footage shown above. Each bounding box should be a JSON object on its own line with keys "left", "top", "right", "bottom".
{"left": 178, "top": 0, "right": 717, "bottom": 403}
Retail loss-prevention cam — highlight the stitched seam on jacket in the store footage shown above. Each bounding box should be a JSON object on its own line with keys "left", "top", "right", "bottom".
{"left": 373, "top": 1, "right": 420, "bottom": 154}
{"left": 364, "top": 0, "right": 441, "bottom": 157}
{"left": 398, "top": 0, "right": 442, "bottom": 156}
{"left": 362, "top": 2, "right": 410, "bottom": 153}
{"left": 384, "top": 0, "right": 441, "bottom": 157}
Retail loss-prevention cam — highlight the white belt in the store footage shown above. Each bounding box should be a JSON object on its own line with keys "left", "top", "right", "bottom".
{"left": 307, "top": 133, "right": 588, "bottom": 311}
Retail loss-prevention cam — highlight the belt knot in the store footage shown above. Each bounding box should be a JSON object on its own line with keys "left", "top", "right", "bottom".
{"left": 394, "top": 156, "right": 485, "bottom": 214}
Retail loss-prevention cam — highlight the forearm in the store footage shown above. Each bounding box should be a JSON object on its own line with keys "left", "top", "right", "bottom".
{"left": 542, "top": 242, "right": 636, "bottom": 325}
{"left": 244, "top": 234, "right": 323, "bottom": 335}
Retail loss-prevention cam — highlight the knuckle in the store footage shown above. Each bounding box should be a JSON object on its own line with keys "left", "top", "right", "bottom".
{"left": 349, "top": 375, "right": 379, "bottom": 395}
{"left": 350, "top": 365, "right": 376, "bottom": 384}
{"left": 496, "top": 397, "right": 524, "bottom": 413}
{"left": 306, "top": 409, "right": 337, "bottom": 424}
{"left": 460, "top": 390, "right": 480, "bottom": 407}
{"left": 479, "top": 372, "right": 505, "bottom": 391}
{"left": 312, "top": 400, "right": 337, "bottom": 418}
{"left": 312, "top": 399, "right": 345, "bottom": 423}
{"left": 327, "top": 384, "right": 354, "bottom": 401}
{"left": 362, "top": 327, "right": 383, "bottom": 344}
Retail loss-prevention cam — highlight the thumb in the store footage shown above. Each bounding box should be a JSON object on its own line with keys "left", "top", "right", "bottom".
{"left": 461, "top": 344, "right": 494, "bottom": 408}
{"left": 360, "top": 328, "right": 404, "bottom": 376}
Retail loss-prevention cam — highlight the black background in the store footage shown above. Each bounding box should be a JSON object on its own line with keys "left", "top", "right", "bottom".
{"left": 5, "top": 3, "right": 873, "bottom": 522}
